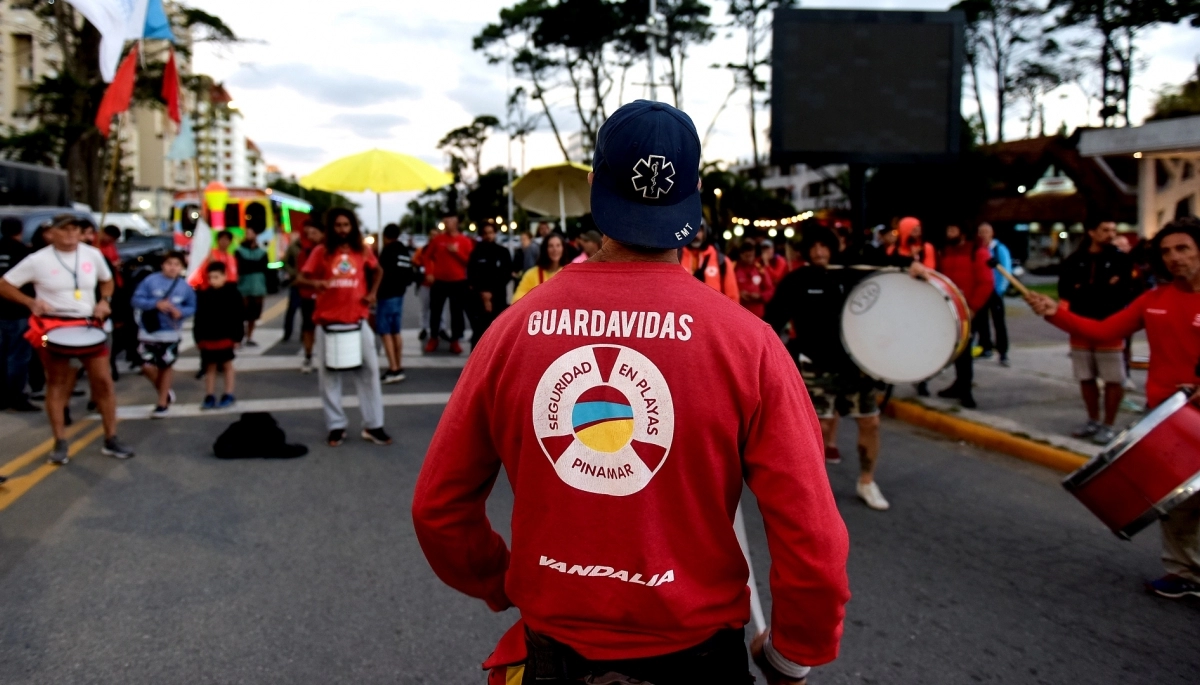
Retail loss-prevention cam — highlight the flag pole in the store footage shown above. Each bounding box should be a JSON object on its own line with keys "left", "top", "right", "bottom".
{"left": 98, "top": 112, "right": 124, "bottom": 231}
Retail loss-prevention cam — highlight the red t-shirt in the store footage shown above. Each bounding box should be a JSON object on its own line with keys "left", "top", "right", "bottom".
{"left": 1050, "top": 284, "right": 1200, "bottom": 408}
{"left": 412, "top": 261, "right": 850, "bottom": 666}
{"left": 426, "top": 233, "right": 474, "bottom": 282}
{"left": 734, "top": 262, "right": 775, "bottom": 319}
{"left": 301, "top": 245, "right": 379, "bottom": 325}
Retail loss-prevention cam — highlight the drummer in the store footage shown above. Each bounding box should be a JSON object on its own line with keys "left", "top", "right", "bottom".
{"left": 766, "top": 225, "right": 894, "bottom": 511}
{"left": 0, "top": 214, "right": 135, "bottom": 464}
{"left": 1025, "top": 217, "right": 1200, "bottom": 599}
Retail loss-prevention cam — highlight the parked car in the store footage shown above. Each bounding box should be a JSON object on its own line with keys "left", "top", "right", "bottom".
{"left": 94, "top": 212, "right": 160, "bottom": 240}
{"left": 0, "top": 205, "right": 94, "bottom": 245}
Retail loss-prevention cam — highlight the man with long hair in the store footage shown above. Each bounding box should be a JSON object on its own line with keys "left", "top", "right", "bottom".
{"left": 1027, "top": 218, "right": 1200, "bottom": 599}
{"left": 297, "top": 208, "right": 391, "bottom": 447}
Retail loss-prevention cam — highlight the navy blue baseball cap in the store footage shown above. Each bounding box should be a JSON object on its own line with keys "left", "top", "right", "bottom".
{"left": 590, "top": 100, "right": 702, "bottom": 249}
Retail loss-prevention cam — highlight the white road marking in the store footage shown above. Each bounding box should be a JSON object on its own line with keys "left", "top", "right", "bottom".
{"left": 111, "top": 392, "right": 452, "bottom": 421}
{"left": 172, "top": 354, "right": 467, "bottom": 373}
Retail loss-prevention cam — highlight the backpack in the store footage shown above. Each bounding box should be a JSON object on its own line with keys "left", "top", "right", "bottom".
{"left": 213, "top": 412, "right": 308, "bottom": 459}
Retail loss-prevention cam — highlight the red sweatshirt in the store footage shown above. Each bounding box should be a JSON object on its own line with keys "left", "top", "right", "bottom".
{"left": 412, "top": 261, "right": 850, "bottom": 666}
{"left": 939, "top": 242, "right": 995, "bottom": 313}
{"left": 1049, "top": 284, "right": 1200, "bottom": 409}
{"left": 426, "top": 233, "right": 474, "bottom": 282}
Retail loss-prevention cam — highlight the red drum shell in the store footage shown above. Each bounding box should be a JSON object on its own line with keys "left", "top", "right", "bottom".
{"left": 1063, "top": 393, "right": 1200, "bottom": 539}
{"left": 923, "top": 270, "right": 972, "bottom": 360}
{"left": 43, "top": 324, "right": 108, "bottom": 358}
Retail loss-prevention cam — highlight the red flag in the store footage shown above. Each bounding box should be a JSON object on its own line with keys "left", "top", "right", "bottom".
{"left": 95, "top": 44, "right": 139, "bottom": 137}
{"left": 162, "top": 47, "right": 181, "bottom": 126}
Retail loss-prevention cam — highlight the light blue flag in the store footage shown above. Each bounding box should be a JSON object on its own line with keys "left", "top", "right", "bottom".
{"left": 166, "top": 115, "right": 196, "bottom": 161}
{"left": 144, "top": 0, "right": 175, "bottom": 41}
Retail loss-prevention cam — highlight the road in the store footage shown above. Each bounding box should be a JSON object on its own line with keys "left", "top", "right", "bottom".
{"left": 0, "top": 293, "right": 1196, "bottom": 684}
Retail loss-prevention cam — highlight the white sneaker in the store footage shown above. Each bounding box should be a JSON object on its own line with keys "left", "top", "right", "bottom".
{"left": 301, "top": 357, "right": 314, "bottom": 374}
{"left": 856, "top": 481, "right": 890, "bottom": 511}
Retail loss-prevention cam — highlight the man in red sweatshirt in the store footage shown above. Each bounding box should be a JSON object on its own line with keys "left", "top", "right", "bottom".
{"left": 936, "top": 223, "right": 996, "bottom": 409}
{"left": 412, "top": 100, "right": 850, "bottom": 685}
{"left": 1026, "top": 218, "right": 1200, "bottom": 600}
{"left": 424, "top": 212, "right": 474, "bottom": 355}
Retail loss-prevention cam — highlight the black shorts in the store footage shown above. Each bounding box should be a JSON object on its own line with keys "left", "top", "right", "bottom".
{"left": 137, "top": 341, "right": 180, "bottom": 369}
{"left": 300, "top": 298, "right": 316, "bottom": 333}
{"left": 244, "top": 296, "right": 264, "bottom": 322}
{"left": 200, "top": 347, "right": 236, "bottom": 368}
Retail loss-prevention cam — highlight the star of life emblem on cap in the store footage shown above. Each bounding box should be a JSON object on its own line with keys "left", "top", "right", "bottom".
{"left": 631, "top": 155, "right": 675, "bottom": 199}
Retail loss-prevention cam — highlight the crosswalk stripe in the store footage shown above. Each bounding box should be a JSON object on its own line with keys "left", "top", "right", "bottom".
{"left": 111, "top": 392, "right": 453, "bottom": 421}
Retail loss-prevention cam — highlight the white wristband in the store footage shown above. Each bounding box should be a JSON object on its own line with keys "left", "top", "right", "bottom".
{"left": 764, "top": 633, "right": 812, "bottom": 681}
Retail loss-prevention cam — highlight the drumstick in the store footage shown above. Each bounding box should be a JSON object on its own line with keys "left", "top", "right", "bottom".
{"left": 734, "top": 504, "right": 768, "bottom": 636}
{"left": 993, "top": 264, "right": 1032, "bottom": 298}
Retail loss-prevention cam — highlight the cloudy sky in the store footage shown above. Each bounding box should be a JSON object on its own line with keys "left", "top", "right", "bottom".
{"left": 191, "top": 0, "right": 1199, "bottom": 229}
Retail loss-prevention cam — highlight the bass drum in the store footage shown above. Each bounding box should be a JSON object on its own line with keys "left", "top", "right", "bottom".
{"left": 840, "top": 270, "right": 971, "bottom": 384}
{"left": 1063, "top": 392, "right": 1200, "bottom": 539}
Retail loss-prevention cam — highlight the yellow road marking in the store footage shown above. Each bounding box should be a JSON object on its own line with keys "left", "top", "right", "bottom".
{"left": 0, "top": 425, "right": 107, "bottom": 512}
{"left": 0, "top": 421, "right": 92, "bottom": 478}
{"left": 260, "top": 296, "right": 289, "bottom": 322}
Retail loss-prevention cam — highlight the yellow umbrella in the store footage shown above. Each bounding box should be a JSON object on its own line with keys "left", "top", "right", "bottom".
{"left": 513, "top": 162, "right": 592, "bottom": 232}
{"left": 300, "top": 148, "right": 454, "bottom": 232}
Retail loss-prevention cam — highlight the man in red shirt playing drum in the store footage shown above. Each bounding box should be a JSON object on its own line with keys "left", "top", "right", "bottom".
{"left": 412, "top": 100, "right": 850, "bottom": 685}
{"left": 1026, "top": 218, "right": 1200, "bottom": 599}
{"left": 298, "top": 209, "right": 392, "bottom": 448}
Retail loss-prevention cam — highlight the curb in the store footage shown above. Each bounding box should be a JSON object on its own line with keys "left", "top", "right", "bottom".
{"left": 884, "top": 399, "right": 1089, "bottom": 474}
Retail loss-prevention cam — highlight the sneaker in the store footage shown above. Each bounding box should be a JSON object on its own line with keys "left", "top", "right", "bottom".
{"left": 201, "top": 395, "right": 217, "bottom": 410}
{"left": 960, "top": 394, "right": 977, "bottom": 410}
{"left": 327, "top": 428, "right": 346, "bottom": 447}
{"left": 999, "top": 356, "right": 1011, "bottom": 367}
{"left": 217, "top": 394, "right": 236, "bottom": 409}
{"left": 418, "top": 329, "right": 429, "bottom": 341}
{"left": 150, "top": 405, "right": 170, "bottom": 419}
{"left": 424, "top": 339, "right": 439, "bottom": 354}
{"left": 980, "top": 349, "right": 995, "bottom": 359}
{"left": 382, "top": 369, "right": 407, "bottom": 384}
{"left": 936, "top": 385, "right": 961, "bottom": 400}
{"left": 245, "top": 340, "right": 259, "bottom": 348}
{"left": 48, "top": 439, "right": 70, "bottom": 465}
{"left": 1093, "top": 425, "right": 1117, "bottom": 445}
{"left": 9, "top": 400, "right": 41, "bottom": 413}
{"left": 362, "top": 427, "right": 393, "bottom": 445}
{"left": 915, "top": 382, "right": 930, "bottom": 397}
{"left": 167, "top": 389, "right": 176, "bottom": 405}
{"left": 101, "top": 438, "right": 135, "bottom": 460}
{"left": 825, "top": 446, "right": 842, "bottom": 464}
{"left": 1146, "top": 575, "right": 1200, "bottom": 599}
{"left": 449, "top": 341, "right": 463, "bottom": 355}
{"left": 301, "top": 357, "right": 314, "bottom": 374}
{"left": 1073, "top": 420, "right": 1101, "bottom": 439}
{"left": 856, "top": 481, "right": 890, "bottom": 511}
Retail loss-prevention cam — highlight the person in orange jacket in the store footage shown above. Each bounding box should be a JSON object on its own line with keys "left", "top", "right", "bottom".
{"left": 680, "top": 224, "right": 738, "bottom": 300}
{"left": 890, "top": 217, "right": 936, "bottom": 269}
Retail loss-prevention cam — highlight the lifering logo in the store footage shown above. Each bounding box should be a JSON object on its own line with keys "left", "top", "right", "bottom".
{"left": 335, "top": 255, "right": 356, "bottom": 275}
{"left": 705, "top": 266, "right": 719, "bottom": 278}
{"left": 533, "top": 345, "right": 674, "bottom": 496}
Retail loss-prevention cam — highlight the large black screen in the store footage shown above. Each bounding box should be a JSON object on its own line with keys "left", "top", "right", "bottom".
{"left": 771, "top": 9, "right": 964, "bottom": 165}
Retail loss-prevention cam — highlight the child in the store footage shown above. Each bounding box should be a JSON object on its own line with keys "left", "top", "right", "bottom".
{"left": 194, "top": 262, "right": 244, "bottom": 409}
{"left": 131, "top": 251, "right": 196, "bottom": 418}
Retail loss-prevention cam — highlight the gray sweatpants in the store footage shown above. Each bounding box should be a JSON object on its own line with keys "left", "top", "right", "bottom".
{"left": 1162, "top": 492, "right": 1200, "bottom": 582}
{"left": 315, "top": 322, "right": 384, "bottom": 432}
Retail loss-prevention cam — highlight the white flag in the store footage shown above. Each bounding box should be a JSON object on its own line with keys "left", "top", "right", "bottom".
{"left": 186, "top": 217, "right": 212, "bottom": 281}
{"left": 66, "top": 0, "right": 150, "bottom": 82}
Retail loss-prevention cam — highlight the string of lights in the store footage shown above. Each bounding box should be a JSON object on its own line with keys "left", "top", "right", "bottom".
{"left": 722, "top": 211, "right": 816, "bottom": 241}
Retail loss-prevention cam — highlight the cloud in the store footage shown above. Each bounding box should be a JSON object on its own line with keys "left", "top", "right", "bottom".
{"left": 447, "top": 70, "right": 507, "bottom": 118}
{"left": 326, "top": 112, "right": 410, "bottom": 139}
{"left": 256, "top": 141, "right": 327, "bottom": 163}
{"left": 228, "top": 63, "right": 422, "bottom": 107}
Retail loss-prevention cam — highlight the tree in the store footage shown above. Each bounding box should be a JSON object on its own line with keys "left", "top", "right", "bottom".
{"left": 0, "top": 3, "right": 237, "bottom": 208}
{"left": 267, "top": 178, "right": 357, "bottom": 224}
{"left": 507, "top": 86, "right": 543, "bottom": 174}
{"left": 1148, "top": 64, "right": 1200, "bottom": 121}
{"left": 953, "top": 0, "right": 1047, "bottom": 143}
{"left": 466, "top": 167, "right": 518, "bottom": 226}
{"left": 1011, "top": 59, "right": 1065, "bottom": 137}
{"left": 1048, "top": 0, "right": 1200, "bottom": 126}
{"left": 438, "top": 115, "right": 501, "bottom": 186}
{"left": 617, "top": 0, "right": 714, "bottom": 109}
{"left": 721, "top": 0, "right": 795, "bottom": 185}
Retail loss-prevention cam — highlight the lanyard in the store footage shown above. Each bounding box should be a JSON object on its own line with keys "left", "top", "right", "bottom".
{"left": 53, "top": 249, "right": 82, "bottom": 300}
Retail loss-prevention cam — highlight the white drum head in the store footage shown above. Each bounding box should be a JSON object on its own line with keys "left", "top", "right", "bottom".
{"left": 45, "top": 326, "right": 107, "bottom": 347}
{"left": 840, "top": 272, "right": 962, "bottom": 383}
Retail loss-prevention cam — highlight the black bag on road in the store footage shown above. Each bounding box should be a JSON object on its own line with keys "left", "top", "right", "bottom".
{"left": 213, "top": 412, "right": 308, "bottom": 459}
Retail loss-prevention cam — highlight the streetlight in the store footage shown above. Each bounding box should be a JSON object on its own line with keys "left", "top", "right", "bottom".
{"left": 713, "top": 187, "right": 722, "bottom": 231}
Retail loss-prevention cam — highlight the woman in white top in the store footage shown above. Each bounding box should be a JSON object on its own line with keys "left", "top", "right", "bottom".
{"left": 0, "top": 215, "right": 134, "bottom": 464}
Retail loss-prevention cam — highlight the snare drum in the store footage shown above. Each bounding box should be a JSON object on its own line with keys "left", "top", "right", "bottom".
{"left": 1062, "top": 392, "right": 1200, "bottom": 539}
{"left": 323, "top": 323, "right": 363, "bottom": 371}
{"left": 840, "top": 270, "right": 971, "bottom": 384}
{"left": 42, "top": 321, "right": 109, "bottom": 358}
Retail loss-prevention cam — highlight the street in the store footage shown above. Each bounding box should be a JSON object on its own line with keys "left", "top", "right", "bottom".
{"left": 1, "top": 297, "right": 1198, "bottom": 685}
